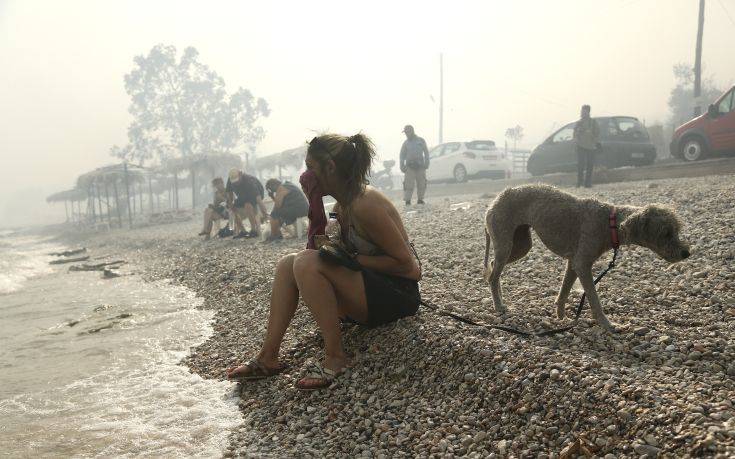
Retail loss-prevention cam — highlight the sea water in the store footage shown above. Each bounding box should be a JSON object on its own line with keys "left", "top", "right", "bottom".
{"left": 0, "top": 231, "right": 241, "bottom": 457}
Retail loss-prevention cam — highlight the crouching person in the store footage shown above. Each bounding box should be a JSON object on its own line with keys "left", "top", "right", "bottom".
{"left": 226, "top": 133, "right": 422, "bottom": 390}
{"left": 226, "top": 169, "right": 269, "bottom": 239}
{"left": 264, "top": 178, "right": 309, "bottom": 242}
{"left": 199, "top": 177, "right": 229, "bottom": 240}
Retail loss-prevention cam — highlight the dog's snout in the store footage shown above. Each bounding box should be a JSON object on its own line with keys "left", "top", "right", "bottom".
{"left": 681, "top": 249, "right": 690, "bottom": 259}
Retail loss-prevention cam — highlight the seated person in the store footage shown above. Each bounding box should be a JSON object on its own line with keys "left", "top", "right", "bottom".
{"left": 264, "top": 178, "right": 309, "bottom": 241}
{"left": 225, "top": 169, "right": 269, "bottom": 239}
{"left": 226, "top": 133, "right": 422, "bottom": 390}
{"left": 198, "top": 177, "right": 228, "bottom": 240}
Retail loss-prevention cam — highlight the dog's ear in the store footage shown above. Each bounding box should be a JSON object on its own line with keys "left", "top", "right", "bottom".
{"left": 621, "top": 205, "right": 676, "bottom": 240}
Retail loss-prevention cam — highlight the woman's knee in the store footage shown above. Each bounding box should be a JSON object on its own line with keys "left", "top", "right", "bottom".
{"left": 275, "top": 253, "right": 297, "bottom": 277}
{"left": 292, "top": 249, "right": 321, "bottom": 281}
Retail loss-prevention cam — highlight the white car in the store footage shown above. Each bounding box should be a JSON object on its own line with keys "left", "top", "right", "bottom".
{"left": 425, "top": 140, "right": 512, "bottom": 183}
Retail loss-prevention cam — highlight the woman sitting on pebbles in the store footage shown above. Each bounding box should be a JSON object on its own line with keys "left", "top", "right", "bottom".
{"left": 226, "top": 133, "right": 422, "bottom": 390}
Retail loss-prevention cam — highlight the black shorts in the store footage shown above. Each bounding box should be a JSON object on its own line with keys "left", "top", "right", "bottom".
{"left": 271, "top": 202, "right": 308, "bottom": 225}
{"left": 214, "top": 205, "right": 229, "bottom": 219}
{"left": 234, "top": 196, "right": 258, "bottom": 209}
{"left": 361, "top": 269, "right": 420, "bottom": 327}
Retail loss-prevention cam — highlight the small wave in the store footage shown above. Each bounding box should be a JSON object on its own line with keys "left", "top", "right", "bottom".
{"left": 0, "top": 235, "right": 65, "bottom": 295}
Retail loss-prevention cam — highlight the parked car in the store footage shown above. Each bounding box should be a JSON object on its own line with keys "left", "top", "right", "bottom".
{"left": 426, "top": 140, "right": 512, "bottom": 183}
{"left": 527, "top": 116, "right": 656, "bottom": 177}
{"left": 670, "top": 85, "right": 735, "bottom": 161}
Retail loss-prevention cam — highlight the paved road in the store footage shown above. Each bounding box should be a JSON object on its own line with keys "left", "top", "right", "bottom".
{"left": 384, "top": 157, "right": 735, "bottom": 201}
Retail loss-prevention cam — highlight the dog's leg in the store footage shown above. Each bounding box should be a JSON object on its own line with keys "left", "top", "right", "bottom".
{"left": 555, "top": 260, "right": 577, "bottom": 319}
{"left": 483, "top": 228, "right": 491, "bottom": 273}
{"left": 575, "top": 264, "right": 617, "bottom": 333}
{"left": 488, "top": 240, "right": 512, "bottom": 315}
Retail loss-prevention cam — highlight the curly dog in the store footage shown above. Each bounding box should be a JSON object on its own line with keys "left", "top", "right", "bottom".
{"left": 483, "top": 184, "right": 690, "bottom": 332}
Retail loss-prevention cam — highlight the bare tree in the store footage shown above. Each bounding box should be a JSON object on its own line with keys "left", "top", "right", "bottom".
{"left": 505, "top": 125, "right": 524, "bottom": 150}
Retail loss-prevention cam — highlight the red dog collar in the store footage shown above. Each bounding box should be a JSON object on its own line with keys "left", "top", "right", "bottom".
{"left": 609, "top": 208, "right": 620, "bottom": 249}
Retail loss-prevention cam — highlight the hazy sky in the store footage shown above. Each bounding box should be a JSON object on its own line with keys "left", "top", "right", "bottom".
{"left": 1, "top": 0, "right": 734, "bottom": 226}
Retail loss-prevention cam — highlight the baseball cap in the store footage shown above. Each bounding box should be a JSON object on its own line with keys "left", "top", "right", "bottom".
{"left": 402, "top": 125, "right": 414, "bottom": 133}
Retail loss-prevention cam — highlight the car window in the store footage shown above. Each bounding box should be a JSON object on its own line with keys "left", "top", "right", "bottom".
{"left": 466, "top": 140, "right": 496, "bottom": 150}
{"left": 428, "top": 145, "right": 444, "bottom": 159}
{"left": 552, "top": 125, "right": 574, "bottom": 143}
{"left": 442, "top": 143, "right": 461, "bottom": 155}
{"left": 612, "top": 117, "right": 649, "bottom": 140}
{"left": 717, "top": 89, "right": 734, "bottom": 114}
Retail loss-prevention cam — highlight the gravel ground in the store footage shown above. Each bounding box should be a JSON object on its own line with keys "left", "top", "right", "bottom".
{"left": 74, "top": 174, "right": 735, "bottom": 458}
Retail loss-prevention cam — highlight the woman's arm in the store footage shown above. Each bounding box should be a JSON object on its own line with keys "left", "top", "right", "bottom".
{"left": 352, "top": 200, "right": 419, "bottom": 279}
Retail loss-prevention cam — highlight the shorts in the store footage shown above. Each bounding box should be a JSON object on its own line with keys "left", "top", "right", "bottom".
{"left": 234, "top": 196, "right": 258, "bottom": 209}
{"left": 271, "top": 202, "right": 308, "bottom": 226}
{"left": 213, "top": 205, "right": 229, "bottom": 220}
{"left": 361, "top": 269, "right": 420, "bottom": 327}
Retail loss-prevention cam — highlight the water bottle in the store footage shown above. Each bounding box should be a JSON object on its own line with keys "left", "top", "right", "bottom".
{"left": 326, "top": 212, "right": 341, "bottom": 243}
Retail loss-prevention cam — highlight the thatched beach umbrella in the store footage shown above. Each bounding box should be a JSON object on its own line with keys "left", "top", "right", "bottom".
{"left": 162, "top": 153, "right": 242, "bottom": 209}
{"left": 46, "top": 188, "right": 88, "bottom": 222}
{"left": 253, "top": 145, "right": 306, "bottom": 179}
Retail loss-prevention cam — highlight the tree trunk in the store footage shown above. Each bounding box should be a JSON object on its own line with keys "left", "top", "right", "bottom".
{"left": 173, "top": 172, "right": 179, "bottom": 210}
{"left": 148, "top": 177, "right": 154, "bottom": 214}
{"left": 191, "top": 168, "right": 196, "bottom": 210}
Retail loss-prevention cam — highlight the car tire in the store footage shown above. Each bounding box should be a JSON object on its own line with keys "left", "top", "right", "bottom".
{"left": 453, "top": 164, "right": 468, "bottom": 183}
{"left": 681, "top": 136, "right": 707, "bottom": 162}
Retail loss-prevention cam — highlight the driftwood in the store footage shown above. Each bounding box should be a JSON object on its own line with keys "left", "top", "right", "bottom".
{"left": 102, "top": 268, "right": 121, "bottom": 279}
{"left": 50, "top": 248, "right": 87, "bottom": 257}
{"left": 68, "top": 261, "right": 126, "bottom": 272}
{"left": 50, "top": 256, "right": 90, "bottom": 265}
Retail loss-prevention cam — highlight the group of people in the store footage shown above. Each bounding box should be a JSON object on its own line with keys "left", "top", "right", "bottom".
{"left": 199, "top": 169, "right": 309, "bottom": 242}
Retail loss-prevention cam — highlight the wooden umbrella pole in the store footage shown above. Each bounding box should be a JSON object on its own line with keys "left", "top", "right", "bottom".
{"left": 104, "top": 181, "right": 112, "bottom": 225}
{"left": 113, "top": 180, "right": 123, "bottom": 228}
{"left": 123, "top": 162, "right": 133, "bottom": 227}
{"left": 96, "top": 183, "right": 103, "bottom": 221}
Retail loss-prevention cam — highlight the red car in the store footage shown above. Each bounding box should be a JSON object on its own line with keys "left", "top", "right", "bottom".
{"left": 671, "top": 85, "right": 735, "bottom": 161}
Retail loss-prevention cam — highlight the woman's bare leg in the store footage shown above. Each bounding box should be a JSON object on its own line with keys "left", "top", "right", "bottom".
{"left": 201, "top": 208, "right": 214, "bottom": 233}
{"left": 292, "top": 250, "right": 368, "bottom": 373}
{"left": 226, "top": 253, "right": 299, "bottom": 377}
{"left": 257, "top": 254, "right": 299, "bottom": 366}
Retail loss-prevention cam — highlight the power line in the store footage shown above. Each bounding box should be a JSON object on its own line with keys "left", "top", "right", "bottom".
{"left": 717, "top": 0, "right": 735, "bottom": 27}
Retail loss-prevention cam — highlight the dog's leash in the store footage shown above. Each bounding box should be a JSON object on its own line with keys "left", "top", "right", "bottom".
{"left": 417, "top": 248, "right": 619, "bottom": 337}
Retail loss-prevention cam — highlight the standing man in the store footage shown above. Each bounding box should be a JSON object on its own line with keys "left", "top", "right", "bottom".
{"left": 399, "top": 125, "right": 430, "bottom": 205}
{"left": 573, "top": 104, "right": 600, "bottom": 188}
{"left": 226, "top": 169, "right": 269, "bottom": 239}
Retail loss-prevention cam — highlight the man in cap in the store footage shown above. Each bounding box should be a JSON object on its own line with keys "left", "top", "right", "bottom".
{"left": 399, "top": 125, "right": 430, "bottom": 205}
{"left": 226, "top": 168, "right": 268, "bottom": 238}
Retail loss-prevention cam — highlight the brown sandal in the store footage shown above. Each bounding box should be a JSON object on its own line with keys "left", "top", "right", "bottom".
{"left": 226, "top": 359, "right": 286, "bottom": 382}
{"left": 295, "top": 362, "right": 344, "bottom": 391}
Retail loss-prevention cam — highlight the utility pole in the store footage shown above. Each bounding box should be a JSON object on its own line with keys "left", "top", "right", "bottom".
{"left": 693, "top": 0, "right": 705, "bottom": 117}
{"left": 439, "top": 53, "right": 444, "bottom": 144}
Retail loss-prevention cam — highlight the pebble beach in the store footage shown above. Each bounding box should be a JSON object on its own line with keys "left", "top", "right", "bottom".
{"left": 76, "top": 174, "right": 735, "bottom": 458}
